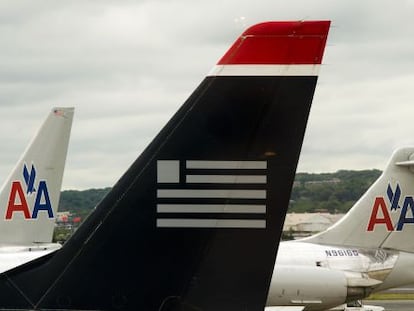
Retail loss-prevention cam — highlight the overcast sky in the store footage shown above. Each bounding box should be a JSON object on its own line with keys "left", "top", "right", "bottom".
{"left": 1, "top": 0, "right": 414, "bottom": 190}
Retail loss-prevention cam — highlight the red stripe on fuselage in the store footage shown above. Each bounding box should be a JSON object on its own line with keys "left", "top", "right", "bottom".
{"left": 218, "top": 21, "right": 330, "bottom": 65}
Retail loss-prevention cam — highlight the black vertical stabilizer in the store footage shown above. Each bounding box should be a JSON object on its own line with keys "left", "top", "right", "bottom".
{"left": 0, "top": 21, "right": 330, "bottom": 311}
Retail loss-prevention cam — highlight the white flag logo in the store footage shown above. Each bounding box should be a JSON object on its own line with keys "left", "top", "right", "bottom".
{"left": 156, "top": 160, "right": 267, "bottom": 228}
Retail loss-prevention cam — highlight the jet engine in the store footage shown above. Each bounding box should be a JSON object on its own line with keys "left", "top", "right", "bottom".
{"left": 267, "top": 265, "right": 381, "bottom": 311}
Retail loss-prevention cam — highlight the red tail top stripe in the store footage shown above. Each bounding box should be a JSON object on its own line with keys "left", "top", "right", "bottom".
{"left": 218, "top": 21, "right": 330, "bottom": 65}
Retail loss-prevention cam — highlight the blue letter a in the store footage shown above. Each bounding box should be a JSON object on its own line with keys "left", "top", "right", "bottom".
{"left": 397, "top": 196, "right": 414, "bottom": 231}
{"left": 32, "top": 181, "right": 53, "bottom": 218}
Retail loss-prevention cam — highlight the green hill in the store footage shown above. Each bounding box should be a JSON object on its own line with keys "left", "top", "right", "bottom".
{"left": 58, "top": 187, "right": 111, "bottom": 220}
{"left": 289, "top": 169, "right": 382, "bottom": 213}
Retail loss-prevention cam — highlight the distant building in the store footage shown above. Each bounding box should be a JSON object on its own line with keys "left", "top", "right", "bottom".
{"left": 56, "top": 211, "right": 71, "bottom": 223}
{"left": 283, "top": 213, "right": 344, "bottom": 239}
{"left": 55, "top": 211, "right": 82, "bottom": 230}
{"left": 304, "top": 178, "right": 341, "bottom": 186}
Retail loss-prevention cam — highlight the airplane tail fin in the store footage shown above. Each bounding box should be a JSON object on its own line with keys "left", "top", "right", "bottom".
{"left": 0, "top": 107, "right": 74, "bottom": 245}
{"left": 305, "top": 147, "right": 414, "bottom": 253}
{"left": 0, "top": 21, "right": 330, "bottom": 311}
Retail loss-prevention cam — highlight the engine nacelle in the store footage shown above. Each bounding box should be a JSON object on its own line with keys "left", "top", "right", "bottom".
{"left": 267, "top": 265, "right": 376, "bottom": 311}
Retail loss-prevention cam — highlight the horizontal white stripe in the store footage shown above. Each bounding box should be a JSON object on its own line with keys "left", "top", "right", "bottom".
{"left": 186, "top": 160, "right": 266, "bottom": 169}
{"left": 208, "top": 64, "right": 320, "bottom": 77}
{"left": 157, "top": 219, "right": 266, "bottom": 228}
{"left": 186, "top": 175, "right": 266, "bottom": 184}
{"left": 157, "top": 204, "right": 266, "bottom": 214}
{"left": 157, "top": 189, "right": 266, "bottom": 199}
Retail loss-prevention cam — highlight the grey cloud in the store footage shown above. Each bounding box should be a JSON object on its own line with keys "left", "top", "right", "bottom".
{"left": 0, "top": 0, "right": 414, "bottom": 189}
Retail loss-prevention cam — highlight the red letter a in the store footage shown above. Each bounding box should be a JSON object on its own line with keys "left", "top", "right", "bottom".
{"left": 367, "top": 197, "right": 393, "bottom": 231}
{"left": 5, "top": 181, "right": 31, "bottom": 220}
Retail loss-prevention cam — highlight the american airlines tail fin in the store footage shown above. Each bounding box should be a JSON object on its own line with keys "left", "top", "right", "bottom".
{"left": 0, "top": 21, "right": 330, "bottom": 311}
{"left": 0, "top": 107, "right": 74, "bottom": 245}
{"left": 305, "top": 147, "right": 414, "bottom": 253}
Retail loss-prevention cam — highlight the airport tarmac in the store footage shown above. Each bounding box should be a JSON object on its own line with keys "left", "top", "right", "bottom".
{"left": 365, "top": 300, "right": 414, "bottom": 311}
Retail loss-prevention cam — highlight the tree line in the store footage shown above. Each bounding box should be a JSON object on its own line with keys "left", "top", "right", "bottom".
{"left": 289, "top": 169, "right": 381, "bottom": 213}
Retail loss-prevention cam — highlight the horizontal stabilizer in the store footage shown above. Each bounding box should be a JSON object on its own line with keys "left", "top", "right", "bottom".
{"left": 395, "top": 160, "right": 414, "bottom": 167}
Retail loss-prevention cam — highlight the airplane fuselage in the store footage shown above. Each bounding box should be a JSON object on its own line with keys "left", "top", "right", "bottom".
{"left": 267, "top": 241, "right": 414, "bottom": 310}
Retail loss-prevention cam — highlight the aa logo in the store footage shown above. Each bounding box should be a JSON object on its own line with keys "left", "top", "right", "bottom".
{"left": 367, "top": 183, "right": 414, "bottom": 231}
{"left": 5, "top": 164, "right": 53, "bottom": 220}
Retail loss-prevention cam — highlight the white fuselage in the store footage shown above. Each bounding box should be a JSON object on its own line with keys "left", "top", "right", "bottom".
{"left": 267, "top": 240, "right": 414, "bottom": 311}
{"left": 0, "top": 243, "right": 61, "bottom": 273}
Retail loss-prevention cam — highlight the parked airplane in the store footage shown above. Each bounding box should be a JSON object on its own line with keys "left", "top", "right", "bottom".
{"left": 0, "top": 107, "right": 73, "bottom": 272}
{"left": 0, "top": 21, "right": 330, "bottom": 311}
{"left": 267, "top": 147, "right": 414, "bottom": 310}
